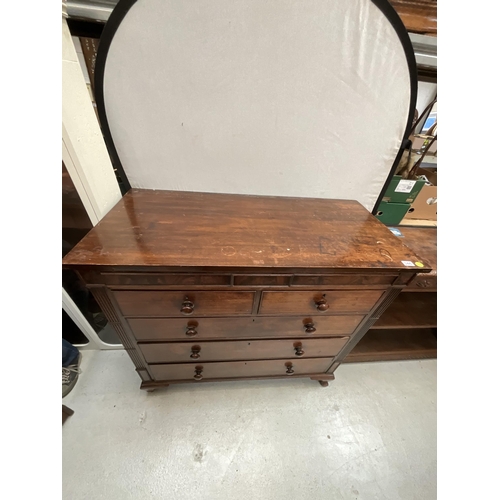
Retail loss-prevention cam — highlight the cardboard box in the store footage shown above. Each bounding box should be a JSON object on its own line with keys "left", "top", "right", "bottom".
{"left": 414, "top": 166, "right": 436, "bottom": 185}
{"left": 402, "top": 166, "right": 437, "bottom": 222}
{"left": 412, "top": 134, "right": 437, "bottom": 154}
{"left": 381, "top": 175, "right": 426, "bottom": 204}
{"left": 375, "top": 201, "right": 411, "bottom": 226}
{"left": 403, "top": 185, "right": 437, "bottom": 221}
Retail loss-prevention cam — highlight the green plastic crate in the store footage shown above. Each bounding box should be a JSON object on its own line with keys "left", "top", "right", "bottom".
{"left": 382, "top": 175, "right": 426, "bottom": 204}
{"left": 375, "top": 201, "right": 410, "bottom": 226}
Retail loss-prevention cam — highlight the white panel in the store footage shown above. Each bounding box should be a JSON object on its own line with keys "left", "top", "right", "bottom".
{"left": 63, "top": 18, "right": 124, "bottom": 351}
{"left": 416, "top": 81, "right": 437, "bottom": 118}
{"left": 62, "top": 288, "right": 122, "bottom": 350}
{"left": 103, "top": 0, "right": 411, "bottom": 211}
{"left": 63, "top": 18, "right": 121, "bottom": 222}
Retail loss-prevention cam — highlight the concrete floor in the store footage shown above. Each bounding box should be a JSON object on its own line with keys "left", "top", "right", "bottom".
{"left": 62, "top": 351, "right": 436, "bottom": 500}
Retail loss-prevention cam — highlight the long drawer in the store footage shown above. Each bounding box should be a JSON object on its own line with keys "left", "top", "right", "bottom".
{"left": 81, "top": 271, "right": 397, "bottom": 287}
{"left": 128, "top": 315, "right": 364, "bottom": 341}
{"left": 150, "top": 357, "right": 333, "bottom": 381}
{"left": 259, "top": 290, "right": 384, "bottom": 315}
{"left": 113, "top": 290, "right": 255, "bottom": 317}
{"left": 139, "top": 337, "right": 348, "bottom": 364}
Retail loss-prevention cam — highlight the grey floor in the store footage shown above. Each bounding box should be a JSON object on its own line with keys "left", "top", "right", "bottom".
{"left": 62, "top": 351, "right": 436, "bottom": 500}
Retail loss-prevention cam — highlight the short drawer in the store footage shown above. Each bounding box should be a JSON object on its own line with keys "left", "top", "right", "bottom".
{"left": 149, "top": 357, "right": 334, "bottom": 381}
{"left": 128, "top": 315, "right": 364, "bottom": 341}
{"left": 113, "top": 291, "right": 255, "bottom": 317}
{"left": 259, "top": 290, "right": 384, "bottom": 315}
{"left": 292, "top": 274, "right": 397, "bottom": 287}
{"left": 233, "top": 275, "right": 291, "bottom": 286}
{"left": 81, "top": 271, "right": 231, "bottom": 287}
{"left": 139, "top": 337, "right": 348, "bottom": 364}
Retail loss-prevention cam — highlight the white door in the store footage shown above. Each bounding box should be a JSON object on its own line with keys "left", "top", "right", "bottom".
{"left": 62, "top": 16, "right": 122, "bottom": 350}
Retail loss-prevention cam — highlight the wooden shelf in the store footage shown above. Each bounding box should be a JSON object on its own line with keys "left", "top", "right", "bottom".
{"left": 389, "top": 1, "right": 437, "bottom": 36}
{"left": 344, "top": 328, "right": 437, "bottom": 363}
{"left": 344, "top": 226, "right": 437, "bottom": 363}
{"left": 399, "top": 219, "right": 437, "bottom": 227}
{"left": 373, "top": 292, "right": 436, "bottom": 329}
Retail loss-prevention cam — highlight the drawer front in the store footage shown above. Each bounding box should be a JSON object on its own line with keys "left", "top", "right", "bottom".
{"left": 292, "top": 274, "right": 396, "bottom": 287}
{"left": 105, "top": 274, "right": 231, "bottom": 286}
{"left": 113, "top": 291, "right": 255, "bottom": 317}
{"left": 81, "top": 271, "right": 231, "bottom": 287}
{"left": 139, "top": 337, "right": 348, "bottom": 364}
{"left": 150, "top": 358, "right": 333, "bottom": 381}
{"left": 128, "top": 315, "right": 364, "bottom": 341}
{"left": 233, "top": 275, "right": 291, "bottom": 286}
{"left": 259, "top": 290, "right": 384, "bottom": 315}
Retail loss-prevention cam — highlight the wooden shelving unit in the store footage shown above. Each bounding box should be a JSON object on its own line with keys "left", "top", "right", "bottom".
{"left": 346, "top": 226, "right": 437, "bottom": 362}
{"left": 344, "top": 329, "right": 437, "bottom": 363}
{"left": 372, "top": 293, "right": 437, "bottom": 329}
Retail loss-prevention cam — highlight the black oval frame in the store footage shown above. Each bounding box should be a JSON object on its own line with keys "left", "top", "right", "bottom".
{"left": 94, "top": 0, "right": 417, "bottom": 213}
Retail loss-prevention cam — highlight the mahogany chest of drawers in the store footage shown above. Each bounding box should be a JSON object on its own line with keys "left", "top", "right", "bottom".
{"left": 62, "top": 189, "right": 430, "bottom": 391}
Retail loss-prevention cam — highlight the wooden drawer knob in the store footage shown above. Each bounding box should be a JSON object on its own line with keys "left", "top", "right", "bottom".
{"left": 285, "top": 363, "right": 294, "bottom": 375}
{"left": 190, "top": 346, "right": 201, "bottom": 359}
{"left": 194, "top": 366, "right": 203, "bottom": 380}
{"left": 181, "top": 297, "right": 195, "bottom": 315}
{"left": 315, "top": 297, "right": 329, "bottom": 312}
{"left": 304, "top": 322, "right": 316, "bottom": 334}
{"left": 185, "top": 325, "right": 198, "bottom": 337}
{"left": 294, "top": 343, "right": 304, "bottom": 357}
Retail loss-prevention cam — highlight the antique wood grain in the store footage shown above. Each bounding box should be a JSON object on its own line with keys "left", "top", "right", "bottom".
{"left": 141, "top": 373, "right": 335, "bottom": 390}
{"left": 96, "top": 273, "right": 232, "bottom": 287}
{"left": 389, "top": 0, "right": 437, "bottom": 36}
{"left": 62, "top": 190, "right": 431, "bottom": 273}
{"left": 328, "top": 362, "right": 341, "bottom": 373}
{"left": 291, "top": 274, "right": 397, "bottom": 287}
{"left": 139, "top": 337, "right": 349, "bottom": 364}
{"left": 61, "top": 189, "right": 434, "bottom": 390}
{"left": 149, "top": 357, "right": 333, "bottom": 381}
{"left": 327, "top": 287, "right": 402, "bottom": 369}
{"left": 397, "top": 227, "right": 437, "bottom": 291}
{"left": 233, "top": 275, "right": 291, "bottom": 286}
{"left": 372, "top": 292, "right": 437, "bottom": 329}
{"left": 136, "top": 369, "right": 151, "bottom": 382}
{"left": 127, "top": 315, "right": 364, "bottom": 341}
{"left": 113, "top": 290, "right": 255, "bottom": 317}
{"left": 251, "top": 290, "right": 262, "bottom": 315}
{"left": 344, "top": 328, "right": 437, "bottom": 362}
{"left": 90, "top": 287, "right": 152, "bottom": 380}
{"left": 259, "top": 290, "right": 384, "bottom": 315}
{"left": 79, "top": 266, "right": 423, "bottom": 279}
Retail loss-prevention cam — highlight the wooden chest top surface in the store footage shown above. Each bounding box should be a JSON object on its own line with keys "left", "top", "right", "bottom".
{"left": 397, "top": 226, "right": 437, "bottom": 276}
{"left": 62, "top": 189, "right": 430, "bottom": 273}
